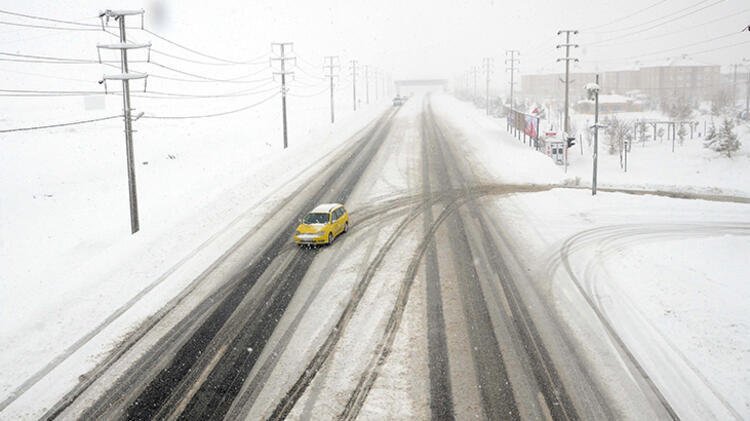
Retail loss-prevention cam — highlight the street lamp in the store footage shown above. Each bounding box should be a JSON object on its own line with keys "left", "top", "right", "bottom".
{"left": 585, "top": 77, "right": 602, "bottom": 195}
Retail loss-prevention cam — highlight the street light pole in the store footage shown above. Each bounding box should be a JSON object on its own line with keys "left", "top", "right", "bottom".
{"left": 586, "top": 75, "right": 601, "bottom": 196}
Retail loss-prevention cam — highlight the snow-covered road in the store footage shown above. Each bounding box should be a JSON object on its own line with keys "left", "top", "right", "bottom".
{"left": 2, "top": 92, "right": 748, "bottom": 420}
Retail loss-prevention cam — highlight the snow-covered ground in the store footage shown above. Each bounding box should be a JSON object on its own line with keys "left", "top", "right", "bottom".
{"left": 446, "top": 96, "right": 750, "bottom": 196}
{"left": 567, "top": 113, "right": 750, "bottom": 197}
{"left": 433, "top": 93, "right": 750, "bottom": 419}
{"left": 0, "top": 87, "right": 390, "bottom": 411}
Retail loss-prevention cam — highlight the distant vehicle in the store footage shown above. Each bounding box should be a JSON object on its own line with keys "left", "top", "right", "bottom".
{"left": 293, "top": 203, "right": 349, "bottom": 246}
{"left": 392, "top": 96, "right": 403, "bottom": 106}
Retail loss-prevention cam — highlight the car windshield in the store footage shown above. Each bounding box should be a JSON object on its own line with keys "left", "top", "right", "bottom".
{"left": 303, "top": 213, "right": 329, "bottom": 224}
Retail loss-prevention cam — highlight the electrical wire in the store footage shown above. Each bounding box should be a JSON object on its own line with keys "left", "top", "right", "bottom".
{"left": 0, "top": 66, "right": 93, "bottom": 83}
{"left": 288, "top": 86, "right": 329, "bottom": 98}
{"left": 0, "top": 115, "right": 121, "bottom": 133}
{"left": 0, "top": 57, "right": 128, "bottom": 64}
{"left": 0, "top": 82, "right": 280, "bottom": 99}
{"left": 0, "top": 9, "right": 99, "bottom": 28}
{"left": 0, "top": 9, "right": 268, "bottom": 66}
{"left": 150, "top": 48, "right": 267, "bottom": 67}
{"left": 0, "top": 51, "right": 100, "bottom": 63}
{"left": 142, "top": 91, "right": 279, "bottom": 119}
{"left": 588, "top": 31, "right": 745, "bottom": 63}
{"left": 580, "top": 0, "right": 670, "bottom": 32}
{"left": 0, "top": 20, "right": 101, "bottom": 31}
{"left": 587, "top": 0, "right": 722, "bottom": 39}
{"left": 148, "top": 61, "right": 271, "bottom": 83}
{"left": 142, "top": 28, "right": 263, "bottom": 65}
{"left": 588, "top": 7, "right": 750, "bottom": 48}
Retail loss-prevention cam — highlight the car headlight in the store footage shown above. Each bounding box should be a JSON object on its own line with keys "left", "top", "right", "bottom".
{"left": 316, "top": 230, "right": 327, "bottom": 237}
{"left": 295, "top": 230, "right": 302, "bottom": 236}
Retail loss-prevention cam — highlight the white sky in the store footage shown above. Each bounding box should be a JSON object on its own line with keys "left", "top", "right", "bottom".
{"left": 1, "top": 0, "right": 748, "bottom": 90}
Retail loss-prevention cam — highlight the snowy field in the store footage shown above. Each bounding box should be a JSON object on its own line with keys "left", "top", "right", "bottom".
{"left": 433, "top": 94, "right": 750, "bottom": 418}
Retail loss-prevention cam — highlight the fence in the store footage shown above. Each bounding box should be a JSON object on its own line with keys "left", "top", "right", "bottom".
{"left": 505, "top": 107, "right": 540, "bottom": 149}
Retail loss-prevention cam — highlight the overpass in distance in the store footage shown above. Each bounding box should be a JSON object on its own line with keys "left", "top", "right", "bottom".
{"left": 394, "top": 79, "right": 449, "bottom": 94}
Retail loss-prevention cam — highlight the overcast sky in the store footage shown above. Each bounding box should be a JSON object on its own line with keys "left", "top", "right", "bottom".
{"left": 2, "top": 0, "right": 748, "bottom": 88}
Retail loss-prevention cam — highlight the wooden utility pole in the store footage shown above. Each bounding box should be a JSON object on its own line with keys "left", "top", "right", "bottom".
{"left": 271, "top": 42, "right": 295, "bottom": 149}
{"left": 324, "top": 56, "right": 339, "bottom": 123}
{"left": 98, "top": 9, "right": 150, "bottom": 234}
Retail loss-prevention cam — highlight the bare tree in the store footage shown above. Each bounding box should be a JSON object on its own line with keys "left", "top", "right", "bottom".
{"left": 710, "top": 88, "right": 733, "bottom": 116}
{"left": 604, "top": 116, "right": 632, "bottom": 167}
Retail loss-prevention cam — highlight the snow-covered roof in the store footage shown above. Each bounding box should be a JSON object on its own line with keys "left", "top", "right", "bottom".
{"left": 310, "top": 203, "right": 342, "bottom": 213}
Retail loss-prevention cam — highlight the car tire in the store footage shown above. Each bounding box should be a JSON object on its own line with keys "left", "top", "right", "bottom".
{"left": 328, "top": 232, "right": 333, "bottom": 244}
{"left": 344, "top": 222, "right": 349, "bottom": 233}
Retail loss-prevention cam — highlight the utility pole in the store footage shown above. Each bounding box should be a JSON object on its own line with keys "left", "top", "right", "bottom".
{"left": 732, "top": 63, "right": 739, "bottom": 107}
{"left": 465, "top": 70, "right": 470, "bottom": 98}
{"left": 557, "top": 29, "right": 579, "bottom": 173}
{"left": 364, "top": 64, "right": 370, "bottom": 105}
{"left": 505, "top": 50, "right": 519, "bottom": 113}
{"left": 372, "top": 67, "right": 378, "bottom": 101}
{"left": 324, "top": 55, "right": 339, "bottom": 124}
{"left": 271, "top": 42, "right": 295, "bottom": 149}
{"left": 483, "top": 57, "right": 493, "bottom": 115}
{"left": 472, "top": 66, "right": 478, "bottom": 100}
{"left": 743, "top": 58, "right": 750, "bottom": 117}
{"left": 98, "top": 9, "right": 149, "bottom": 234}
{"left": 350, "top": 59, "right": 358, "bottom": 111}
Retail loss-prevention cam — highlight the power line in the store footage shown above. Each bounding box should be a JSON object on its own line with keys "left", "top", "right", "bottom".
{"left": 586, "top": 0, "right": 725, "bottom": 45}
{"left": 141, "top": 91, "right": 279, "bottom": 119}
{"left": 0, "top": 82, "right": 279, "bottom": 99}
{"left": 0, "top": 66, "right": 92, "bottom": 82}
{"left": 0, "top": 19, "right": 101, "bottom": 31}
{"left": 587, "top": 0, "right": 714, "bottom": 34}
{"left": 0, "top": 9, "right": 100, "bottom": 28}
{"left": 147, "top": 61, "right": 271, "bottom": 83}
{"left": 0, "top": 9, "right": 267, "bottom": 66}
{"left": 588, "top": 31, "right": 746, "bottom": 63}
{"left": 288, "top": 86, "right": 329, "bottom": 98}
{"left": 580, "top": 0, "right": 669, "bottom": 31}
{"left": 145, "top": 67, "right": 271, "bottom": 84}
{"left": 149, "top": 47, "right": 267, "bottom": 66}
{"left": 588, "top": 7, "right": 750, "bottom": 48}
{"left": 0, "top": 114, "right": 121, "bottom": 133}
{"left": 142, "top": 28, "right": 259, "bottom": 65}
{"left": 0, "top": 51, "right": 101, "bottom": 63}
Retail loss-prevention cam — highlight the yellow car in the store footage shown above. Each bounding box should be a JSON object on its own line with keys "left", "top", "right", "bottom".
{"left": 293, "top": 203, "right": 349, "bottom": 246}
